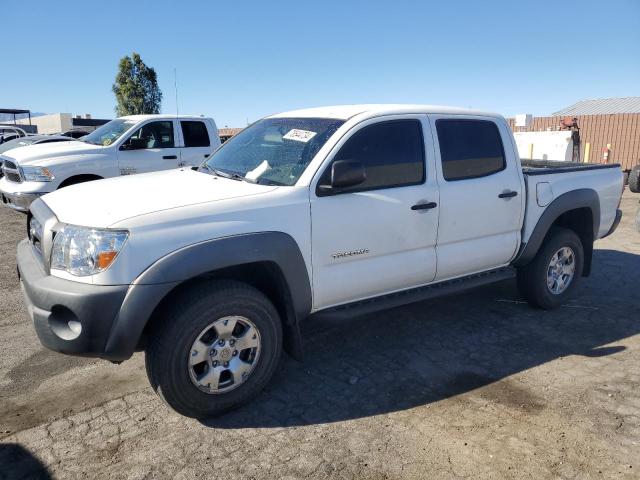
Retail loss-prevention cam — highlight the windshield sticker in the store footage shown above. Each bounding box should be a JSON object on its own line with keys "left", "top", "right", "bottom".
{"left": 283, "top": 129, "right": 317, "bottom": 143}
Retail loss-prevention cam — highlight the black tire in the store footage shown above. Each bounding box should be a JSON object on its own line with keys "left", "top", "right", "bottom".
{"left": 517, "top": 227, "right": 584, "bottom": 310}
{"left": 629, "top": 165, "right": 640, "bottom": 193}
{"left": 145, "top": 279, "right": 282, "bottom": 419}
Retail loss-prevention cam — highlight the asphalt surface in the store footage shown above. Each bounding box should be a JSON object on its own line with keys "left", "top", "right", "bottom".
{"left": 0, "top": 191, "right": 639, "bottom": 479}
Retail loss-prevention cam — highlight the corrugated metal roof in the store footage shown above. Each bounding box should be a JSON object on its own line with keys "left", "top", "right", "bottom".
{"left": 552, "top": 97, "right": 640, "bottom": 116}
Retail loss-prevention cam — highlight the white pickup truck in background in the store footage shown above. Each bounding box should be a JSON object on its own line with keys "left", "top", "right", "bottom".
{"left": 17, "top": 104, "right": 623, "bottom": 418}
{"left": 0, "top": 114, "right": 220, "bottom": 211}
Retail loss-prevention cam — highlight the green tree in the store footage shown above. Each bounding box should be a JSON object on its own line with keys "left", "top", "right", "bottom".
{"left": 112, "top": 52, "right": 162, "bottom": 116}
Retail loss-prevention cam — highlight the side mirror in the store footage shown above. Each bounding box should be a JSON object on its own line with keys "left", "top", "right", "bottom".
{"left": 121, "top": 137, "right": 148, "bottom": 150}
{"left": 330, "top": 160, "right": 366, "bottom": 189}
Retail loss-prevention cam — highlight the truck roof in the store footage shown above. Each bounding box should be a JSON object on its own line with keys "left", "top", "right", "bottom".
{"left": 119, "top": 114, "right": 211, "bottom": 121}
{"left": 268, "top": 104, "right": 503, "bottom": 121}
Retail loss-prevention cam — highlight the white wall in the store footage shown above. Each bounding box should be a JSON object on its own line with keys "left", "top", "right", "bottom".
{"left": 10, "top": 113, "right": 73, "bottom": 134}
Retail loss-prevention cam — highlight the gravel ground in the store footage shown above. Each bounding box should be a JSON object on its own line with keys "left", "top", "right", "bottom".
{"left": 0, "top": 191, "right": 639, "bottom": 480}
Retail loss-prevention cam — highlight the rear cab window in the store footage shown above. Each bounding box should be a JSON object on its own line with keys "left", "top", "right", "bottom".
{"left": 436, "top": 119, "right": 505, "bottom": 181}
{"left": 181, "top": 121, "right": 210, "bottom": 147}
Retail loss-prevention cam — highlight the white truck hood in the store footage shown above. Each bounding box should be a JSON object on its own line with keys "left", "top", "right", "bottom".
{"left": 3, "top": 141, "right": 101, "bottom": 165}
{"left": 41, "top": 169, "right": 278, "bottom": 228}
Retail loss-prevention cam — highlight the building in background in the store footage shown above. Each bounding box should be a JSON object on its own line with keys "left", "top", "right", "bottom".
{"left": 218, "top": 127, "right": 243, "bottom": 143}
{"left": 7, "top": 113, "right": 110, "bottom": 135}
{"left": 508, "top": 96, "right": 640, "bottom": 172}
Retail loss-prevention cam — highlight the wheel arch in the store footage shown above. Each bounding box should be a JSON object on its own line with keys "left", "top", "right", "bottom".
{"left": 58, "top": 174, "right": 103, "bottom": 189}
{"left": 514, "top": 188, "right": 599, "bottom": 276}
{"left": 103, "top": 232, "right": 311, "bottom": 362}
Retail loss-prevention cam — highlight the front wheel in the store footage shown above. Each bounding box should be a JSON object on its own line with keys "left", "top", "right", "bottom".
{"left": 517, "top": 227, "right": 584, "bottom": 309}
{"left": 145, "top": 280, "right": 282, "bottom": 419}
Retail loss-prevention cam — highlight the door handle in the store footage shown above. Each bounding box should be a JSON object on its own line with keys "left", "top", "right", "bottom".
{"left": 163, "top": 155, "right": 178, "bottom": 160}
{"left": 411, "top": 201, "right": 438, "bottom": 211}
{"left": 498, "top": 190, "right": 518, "bottom": 198}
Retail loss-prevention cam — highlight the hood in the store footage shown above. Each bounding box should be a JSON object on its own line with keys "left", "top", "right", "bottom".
{"left": 41, "top": 168, "right": 278, "bottom": 228}
{"left": 3, "top": 140, "right": 102, "bottom": 165}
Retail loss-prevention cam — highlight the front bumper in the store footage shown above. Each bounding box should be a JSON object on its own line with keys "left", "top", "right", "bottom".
{"left": 0, "top": 190, "right": 43, "bottom": 212}
{"left": 17, "top": 239, "right": 129, "bottom": 358}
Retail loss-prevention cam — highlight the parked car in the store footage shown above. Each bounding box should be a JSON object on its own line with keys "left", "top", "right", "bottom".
{"left": 17, "top": 104, "right": 623, "bottom": 418}
{"left": 0, "top": 126, "right": 28, "bottom": 144}
{"left": 0, "top": 114, "right": 219, "bottom": 211}
{"left": 59, "top": 129, "right": 91, "bottom": 139}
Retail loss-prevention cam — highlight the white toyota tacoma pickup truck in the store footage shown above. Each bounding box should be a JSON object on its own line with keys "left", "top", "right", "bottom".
{"left": 17, "top": 105, "right": 623, "bottom": 418}
{"left": 0, "top": 114, "right": 219, "bottom": 212}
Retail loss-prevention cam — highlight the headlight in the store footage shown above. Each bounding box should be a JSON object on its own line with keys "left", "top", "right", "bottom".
{"left": 51, "top": 225, "right": 128, "bottom": 276}
{"left": 22, "top": 166, "right": 55, "bottom": 182}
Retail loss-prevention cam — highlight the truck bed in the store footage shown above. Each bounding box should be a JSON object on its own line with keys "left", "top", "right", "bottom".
{"left": 520, "top": 158, "right": 623, "bottom": 244}
{"left": 521, "top": 159, "right": 621, "bottom": 176}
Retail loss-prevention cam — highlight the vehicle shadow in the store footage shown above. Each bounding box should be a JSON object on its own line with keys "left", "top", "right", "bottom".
{"left": 0, "top": 443, "right": 51, "bottom": 480}
{"left": 202, "top": 249, "right": 639, "bottom": 429}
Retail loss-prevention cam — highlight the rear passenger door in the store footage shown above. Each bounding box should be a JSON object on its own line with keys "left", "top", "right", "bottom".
{"left": 429, "top": 116, "right": 524, "bottom": 280}
{"left": 310, "top": 116, "right": 439, "bottom": 310}
{"left": 179, "top": 120, "right": 214, "bottom": 166}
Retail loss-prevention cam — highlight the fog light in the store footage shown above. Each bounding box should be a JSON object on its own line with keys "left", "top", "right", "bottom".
{"left": 48, "top": 305, "right": 82, "bottom": 340}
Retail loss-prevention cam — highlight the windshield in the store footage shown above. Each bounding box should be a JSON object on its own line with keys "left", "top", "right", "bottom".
{"left": 203, "top": 117, "right": 344, "bottom": 186}
{"left": 82, "top": 119, "right": 136, "bottom": 146}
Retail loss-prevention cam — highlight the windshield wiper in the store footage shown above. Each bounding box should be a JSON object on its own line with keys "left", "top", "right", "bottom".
{"left": 199, "top": 163, "right": 217, "bottom": 175}
{"left": 208, "top": 166, "right": 256, "bottom": 184}
{"left": 255, "top": 178, "right": 286, "bottom": 186}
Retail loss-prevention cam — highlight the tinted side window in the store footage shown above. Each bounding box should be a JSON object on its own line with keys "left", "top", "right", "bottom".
{"left": 324, "top": 120, "right": 424, "bottom": 192}
{"left": 181, "top": 121, "right": 210, "bottom": 147}
{"left": 436, "top": 119, "right": 505, "bottom": 181}
{"left": 128, "top": 121, "right": 175, "bottom": 148}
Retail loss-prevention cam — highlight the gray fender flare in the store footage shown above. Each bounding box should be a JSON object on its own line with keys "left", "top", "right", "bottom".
{"left": 513, "top": 188, "right": 600, "bottom": 273}
{"left": 103, "top": 232, "right": 312, "bottom": 361}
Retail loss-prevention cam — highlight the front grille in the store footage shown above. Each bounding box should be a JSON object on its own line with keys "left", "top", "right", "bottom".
{"left": 1, "top": 159, "right": 22, "bottom": 183}
{"left": 27, "top": 213, "right": 45, "bottom": 264}
{"left": 27, "top": 200, "right": 58, "bottom": 273}
{"left": 5, "top": 172, "right": 22, "bottom": 183}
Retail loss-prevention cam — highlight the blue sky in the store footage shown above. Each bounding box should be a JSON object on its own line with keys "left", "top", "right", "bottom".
{"left": 1, "top": 0, "right": 638, "bottom": 127}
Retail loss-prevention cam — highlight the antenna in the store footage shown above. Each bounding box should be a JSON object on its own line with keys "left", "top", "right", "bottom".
{"left": 174, "top": 68, "right": 179, "bottom": 118}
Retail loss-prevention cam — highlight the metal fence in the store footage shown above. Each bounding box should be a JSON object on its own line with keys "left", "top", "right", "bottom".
{"left": 507, "top": 114, "right": 640, "bottom": 171}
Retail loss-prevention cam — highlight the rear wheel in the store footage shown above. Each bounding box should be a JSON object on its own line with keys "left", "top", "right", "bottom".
{"left": 145, "top": 280, "right": 282, "bottom": 418}
{"left": 628, "top": 165, "right": 640, "bottom": 193}
{"left": 517, "top": 227, "right": 584, "bottom": 309}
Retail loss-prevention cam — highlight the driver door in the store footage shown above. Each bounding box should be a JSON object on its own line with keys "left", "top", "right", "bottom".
{"left": 310, "top": 116, "right": 439, "bottom": 310}
{"left": 117, "top": 120, "right": 181, "bottom": 175}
